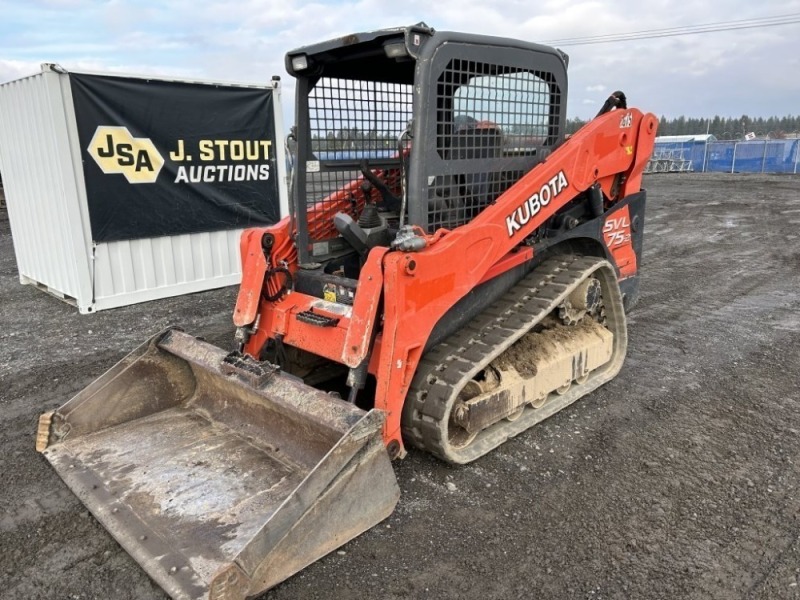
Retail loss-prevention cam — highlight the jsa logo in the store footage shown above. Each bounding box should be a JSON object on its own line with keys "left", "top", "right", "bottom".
{"left": 603, "top": 215, "right": 631, "bottom": 247}
{"left": 88, "top": 126, "right": 164, "bottom": 184}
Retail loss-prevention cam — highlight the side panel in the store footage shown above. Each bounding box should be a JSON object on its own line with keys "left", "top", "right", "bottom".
{"left": 534, "top": 191, "right": 646, "bottom": 309}
{"left": 603, "top": 205, "right": 637, "bottom": 278}
{"left": 0, "top": 68, "right": 93, "bottom": 306}
{"left": 612, "top": 192, "right": 646, "bottom": 309}
{"left": 92, "top": 229, "right": 243, "bottom": 311}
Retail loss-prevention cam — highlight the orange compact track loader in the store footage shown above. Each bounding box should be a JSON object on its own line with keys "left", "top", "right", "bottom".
{"left": 37, "top": 24, "right": 656, "bottom": 600}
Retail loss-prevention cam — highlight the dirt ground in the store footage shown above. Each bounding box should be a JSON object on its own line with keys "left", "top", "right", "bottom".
{"left": 1, "top": 173, "right": 799, "bottom": 600}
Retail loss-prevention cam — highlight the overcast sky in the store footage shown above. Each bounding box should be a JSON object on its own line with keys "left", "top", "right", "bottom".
{"left": 1, "top": 0, "right": 798, "bottom": 121}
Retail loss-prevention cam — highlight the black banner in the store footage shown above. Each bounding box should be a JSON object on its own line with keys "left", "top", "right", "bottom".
{"left": 70, "top": 73, "right": 280, "bottom": 242}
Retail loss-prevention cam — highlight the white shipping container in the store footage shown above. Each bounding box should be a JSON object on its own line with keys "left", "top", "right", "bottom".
{"left": 0, "top": 64, "right": 288, "bottom": 313}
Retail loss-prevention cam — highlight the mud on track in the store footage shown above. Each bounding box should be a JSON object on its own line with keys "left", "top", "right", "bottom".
{"left": 1, "top": 173, "right": 799, "bottom": 600}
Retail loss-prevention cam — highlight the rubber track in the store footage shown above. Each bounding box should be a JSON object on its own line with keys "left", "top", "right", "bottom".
{"left": 401, "top": 254, "right": 626, "bottom": 464}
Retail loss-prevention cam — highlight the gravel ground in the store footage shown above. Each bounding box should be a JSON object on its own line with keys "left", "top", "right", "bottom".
{"left": 1, "top": 173, "right": 799, "bottom": 600}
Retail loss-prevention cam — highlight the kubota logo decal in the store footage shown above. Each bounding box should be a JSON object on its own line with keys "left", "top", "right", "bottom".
{"left": 506, "top": 171, "right": 569, "bottom": 237}
{"left": 88, "top": 126, "right": 164, "bottom": 184}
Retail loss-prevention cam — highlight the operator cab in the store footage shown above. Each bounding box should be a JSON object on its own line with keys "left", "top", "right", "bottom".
{"left": 285, "top": 23, "right": 568, "bottom": 280}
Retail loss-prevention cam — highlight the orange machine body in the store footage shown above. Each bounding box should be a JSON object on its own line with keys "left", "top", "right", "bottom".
{"left": 234, "top": 108, "right": 657, "bottom": 457}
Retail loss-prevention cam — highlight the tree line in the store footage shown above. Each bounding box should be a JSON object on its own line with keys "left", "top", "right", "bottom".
{"left": 566, "top": 115, "right": 800, "bottom": 140}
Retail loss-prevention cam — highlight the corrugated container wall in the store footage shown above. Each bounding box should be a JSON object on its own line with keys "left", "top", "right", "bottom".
{"left": 0, "top": 65, "right": 287, "bottom": 313}
{"left": 0, "top": 68, "right": 93, "bottom": 305}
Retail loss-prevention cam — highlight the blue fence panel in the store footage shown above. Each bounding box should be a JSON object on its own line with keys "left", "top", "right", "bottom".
{"left": 733, "top": 141, "right": 768, "bottom": 173}
{"left": 764, "top": 139, "right": 799, "bottom": 173}
{"left": 706, "top": 142, "right": 735, "bottom": 172}
{"left": 652, "top": 139, "right": 799, "bottom": 173}
{"left": 689, "top": 143, "right": 706, "bottom": 171}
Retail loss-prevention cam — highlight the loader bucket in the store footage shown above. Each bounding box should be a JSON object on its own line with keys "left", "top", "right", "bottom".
{"left": 36, "top": 329, "right": 400, "bottom": 600}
